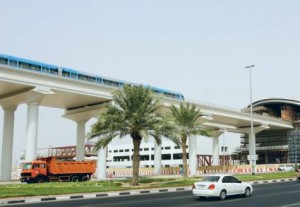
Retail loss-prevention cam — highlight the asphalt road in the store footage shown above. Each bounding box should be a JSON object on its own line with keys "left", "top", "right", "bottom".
{"left": 3, "top": 181, "right": 300, "bottom": 207}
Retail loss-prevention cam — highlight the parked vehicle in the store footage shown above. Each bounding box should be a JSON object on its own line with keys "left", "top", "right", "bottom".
{"left": 192, "top": 174, "right": 253, "bottom": 200}
{"left": 278, "top": 164, "right": 295, "bottom": 172}
{"left": 297, "top": 166, "right": 300, "bottom": 181}
{"left": 20, "top": 156, "right": 96, "bottom": 183}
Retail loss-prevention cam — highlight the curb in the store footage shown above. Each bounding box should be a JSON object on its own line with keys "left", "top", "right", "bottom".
{"left": 0, "top": 178, "right": 297, "bottom": 206}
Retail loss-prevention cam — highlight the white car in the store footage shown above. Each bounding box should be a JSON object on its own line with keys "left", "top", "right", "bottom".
{"left": 278, "top": 164, "right": 295, "bottom": 172}
{"left": 192, "top": 174, "right": 253, "bottom": 200}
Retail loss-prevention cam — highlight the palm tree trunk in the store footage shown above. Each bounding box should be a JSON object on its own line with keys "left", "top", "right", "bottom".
{"left": 182, "top": 135, "right": 188, "bottom": 178}
{"left": 132, "top": 135, "right": 141, "bottom": 186}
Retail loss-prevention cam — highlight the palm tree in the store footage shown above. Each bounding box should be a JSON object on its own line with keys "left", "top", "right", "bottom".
{"left": 88, "top": 85, "right": 177, "bottom": 186}
{"left": 169, "top": 103, "right": 211, "bottom": 177}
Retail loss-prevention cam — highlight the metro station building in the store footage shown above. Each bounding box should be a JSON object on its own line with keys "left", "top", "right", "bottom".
{"left": 237, "top": 98, "right": 300, "bottom": 164}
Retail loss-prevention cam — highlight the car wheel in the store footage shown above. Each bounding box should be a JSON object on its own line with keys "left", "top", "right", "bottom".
{"left": 219, "top": 190, "right": 227, "bottom": 200}
{"left": 244, "top": 187, "right": 251, "bottom": 197}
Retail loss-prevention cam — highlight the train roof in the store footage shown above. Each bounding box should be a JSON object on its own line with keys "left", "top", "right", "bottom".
{"left": 0, "top": 53, "right": 184, "bottom": 97}
{"left": 0, "top": 54, "right": 57, "bottom": 69}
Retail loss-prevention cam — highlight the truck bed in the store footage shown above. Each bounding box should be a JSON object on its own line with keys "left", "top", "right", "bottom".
{"left": 43, "top": 157, "right": 96, "bottom": 175}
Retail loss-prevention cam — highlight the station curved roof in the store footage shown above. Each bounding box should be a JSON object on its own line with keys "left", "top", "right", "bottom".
{"left": 249, "top": 98, "right": 300, "bottom": 116}
{"left": 252, "top": 98, "right": 300, "bottom": 107}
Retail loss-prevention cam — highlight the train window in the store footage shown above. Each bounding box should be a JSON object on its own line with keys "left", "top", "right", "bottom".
{"left": 95, "top": 77, "right": 103, "bottom": 83}
{"left": 78, "top": 74, "right": 87, "bottom": 80}
{"left": 41, "top": 67, "right": 49, "bottom": 73}
{"left": 144, "top": 148, "right": 149, "bottom": 151}
{"left": 49, "top": 68, "right": 58, "bottom": 75}
{"left": 103, "top": 79, "right": 119, "bottom": 87}
{"left": 62, "top": 70, "right": 71, "bottom": 77}
{"left": 70, "top": 73, "right": 78, "bottom": 78}
{"left": 165, "top": 146, "right": 171, "bottom": 150}
{"left": 9, "top": 60, "right": 18, "bottom": 67}
{"left": 163, "top": 92, "right": 176, "bottom": 98}
{"left": 86, "top": 75, "right": 96, "bottom": 82}
{"left": 20, "top": 62, "right": 31, "bottom": 69}
{"left": 31, "top": 64, "right": 41, "bottom": 72}
{"left": 0, "top": 57, "right": 8, "bottom": 65}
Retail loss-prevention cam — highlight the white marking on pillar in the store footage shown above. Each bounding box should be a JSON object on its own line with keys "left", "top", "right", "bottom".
{"left": 97, "top": 146, "right": 107, "bottom": 179}
{"left": 188, "top": 135, "right": 197, "bottom": 176}
{"left": 154, "top": 141, "right": 162, "bottom": 175}
{"left": 25, "top": 102, "right": 39, "bottom": 162}
{"left": 1, "top": 106, "right": 17, "bottom": 181}
{"left": 76, "top": 120, "right": 87, "bottom": 161}
{"left": 212, "top": 136, "right": 220, "bottom": 166}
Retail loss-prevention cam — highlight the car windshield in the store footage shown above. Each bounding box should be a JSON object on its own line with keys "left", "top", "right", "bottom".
{"left": 23, "top": 163, "right": 32, "bottom": 170}
{"left": 202, "top": 176, "right": 220, "bottom": 182}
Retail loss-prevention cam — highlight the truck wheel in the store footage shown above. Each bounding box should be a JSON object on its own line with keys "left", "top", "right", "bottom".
{"left": 81, "top": 175, "right": 89, "bottom": 182}
{"left": 36, "top": 177, "right": 45, "bottom": 183}
{"left": 72, "top": 176, "right": 79, "bottom": 182}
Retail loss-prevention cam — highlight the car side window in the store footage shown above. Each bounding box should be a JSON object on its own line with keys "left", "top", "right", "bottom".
{"left": 222, "top": 176, "right": 231, "bottom": 183}
{"left": 222, "top": 176, "right": 240, "bottom": 183}
{"left": 230, "top": 176, "right": 240, "bottom": 183}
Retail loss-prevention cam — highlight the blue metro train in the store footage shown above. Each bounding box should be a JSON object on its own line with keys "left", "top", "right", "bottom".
{"left": 0, "top": 54, "right": 184, "bottom": 100}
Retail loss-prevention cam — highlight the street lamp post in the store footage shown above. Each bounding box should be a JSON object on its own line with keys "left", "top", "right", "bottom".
{"left": 245, "top": 64, "right": 256, "bottom": 175}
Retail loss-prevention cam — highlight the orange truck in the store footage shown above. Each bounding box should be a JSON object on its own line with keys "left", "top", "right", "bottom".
{"left": 20, "top": 156, "right": 96, "bottom": 183}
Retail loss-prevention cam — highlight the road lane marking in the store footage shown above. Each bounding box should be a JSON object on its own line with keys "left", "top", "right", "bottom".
{"left": 279, "top": 202, "right": 300, "bottom": 207}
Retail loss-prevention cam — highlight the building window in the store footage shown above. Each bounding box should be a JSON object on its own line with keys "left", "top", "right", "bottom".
{"left": 162, "top": 154, "right": 171, "bottom": 160}
{"left": 125, "top": 149, "right": 129, "bottom": 152}
{"left": 113, "top": 156, "right": 130, "bottom": 162}
{"left": 114, "top": 150, "right": 118, "bottom": 153}
{"left": 151, "top": 155, "right": 154, "bottom": 160}
{"left": 165, "top": 146, "right": 171, "bottom": 150}
{"left": 144, "top": 148, "right": 149, "bottom": 151}
{"left": 173, "top": 153, "right": 183, "bottom": 160}
{"left": 140, "top": 155, "right": 149, "bottom": 161}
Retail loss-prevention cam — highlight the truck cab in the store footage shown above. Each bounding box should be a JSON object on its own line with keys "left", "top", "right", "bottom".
{"left": 20, "top": 160, "right": 48, "bottom": 183}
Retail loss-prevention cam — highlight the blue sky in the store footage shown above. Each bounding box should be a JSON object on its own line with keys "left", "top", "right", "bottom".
{"left": 1, "top": 0, "right": 300, "bottom": 165}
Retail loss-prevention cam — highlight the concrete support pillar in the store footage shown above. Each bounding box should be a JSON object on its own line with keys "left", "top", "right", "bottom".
{"left": 76, "top": 120, "right": 87, "bottom": 161}
{"left": 97, "top": 146, "right": 107, "bottom": 180}
{"left": 0, "top": 105, "right": 17, "bottom": 181}
{"left": 212, "top": 130, "right": 224, "bottom": 166}
{"left": 212, "top": 136, "right": 220, "bottom": 166}
{"left": 188, "top": 135, "right": 197, "bottom": 176}
{"left": 25, "top": 102, "right": 39, "bottom": 162}
{"left": 154, "top": 141, "right": 162, "bottom": 175}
